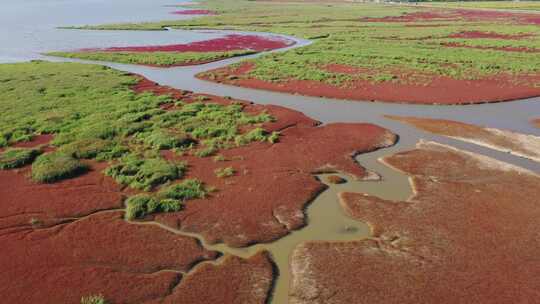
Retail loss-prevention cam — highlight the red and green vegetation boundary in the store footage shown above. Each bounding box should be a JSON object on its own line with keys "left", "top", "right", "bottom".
{"left": 0, "top": 61, "right": 396, "bottom": 303}
{"left": 74, "top": 0, "right": 540, "bottom": 104}
{"left": 48, "top": 34, "right": 295, "bottom": 67}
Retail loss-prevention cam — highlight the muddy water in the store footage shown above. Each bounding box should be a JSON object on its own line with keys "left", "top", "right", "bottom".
{"left": 3, "top": 1, "right": 540, "bottom": 302}
{"left": 134, "top": 145, "right": 414, "bottom": 303}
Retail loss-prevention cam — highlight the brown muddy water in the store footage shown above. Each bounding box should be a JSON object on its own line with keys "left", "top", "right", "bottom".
{"left": 132, "top": 145, "right": 415, "bottom": 303}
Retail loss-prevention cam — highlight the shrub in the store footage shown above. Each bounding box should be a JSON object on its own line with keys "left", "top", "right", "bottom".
{"left": 104, "top": 155, "right": 185, "bottom": 191}
{"left": 124, "top": 194, "right": 158, "bottom": 220}
{"left": 213, "top": 154, "right": 226, "bottom": 162}
{"left": 194, "top": 145, "right": 218, "bottom": 158}
{"left": 0, "top": 148, "right": 42, "bottom": 169}
{"left": 268, "top": 131, "right": 280, "bottom": 143}
{"left": 158, "top": 179, "right": 207, "bottom": 201}
{"left": 124, "top": 194, "right": 182, "bottom": 220}
{"left": 141, "top": 129, "right": 195, "bottom": 150}
{"left": 235, "top": 128, "right": 268, "bottom": 146}
{"left": 81, "top": 295, "right": 107, "bottom": 304}
{"left": 215, "top": 167, "right": 235, "bottom": 178}
{"left": 31, "top": 152, "right": 88, "bottom": 183}
{"left": 59, "top": 139, "right": 126, "bottom": 160}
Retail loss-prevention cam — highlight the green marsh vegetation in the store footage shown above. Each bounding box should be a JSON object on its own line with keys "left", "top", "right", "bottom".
{"left": 124, "top": 179, "right": 207, "bottom": 220}
{"left": 0, "top": 61, "right": 278, "bottom": 217}
{"left": 47, "top": 50, "right": 256, "bottom": 67}
{"left": 215, "top": 166, "right": 235, "bottom": 178}
{"left": 75, "top": 0, "right": 540, "bottom": 87}
{"left": 0, "top": 148, "right": 42, "bottom": 170}
{"left": 81, "top": 295, "right": 107, "bottom": 304}
{"left": 31, "top": 152, "right": 89, "bottom": 183}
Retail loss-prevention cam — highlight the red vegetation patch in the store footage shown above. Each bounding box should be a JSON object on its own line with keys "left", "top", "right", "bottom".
{"left": 290, "top": 141, "right": 540, "bottom": 304}
{"left": 0, "top": 162, "right": 124, "bottom": 231}
{"left": 362, "top": 11, "right": 453, "bottom": 22}
{"left": 362, "top": 8, "right": 540, "bottom": 25}
{"left": 1, "top": 211, "right": 218, "bottom": 304}
{"left": 170, "top": 9, "right": 217, "bottom": 15}
{"left": 81, "top": 34, "right": 294, "bottom": 53}
{"left": 162, "top": 252, "right": 274, "bottom": 304}
{"left": 447, "top": 30, "right": 533, "bottom": 40}
{"left": 441, "top": 41, "right": 540, "bottom": 53}
{"left": 200, "top": 62, "right": 540, "bottom": 104}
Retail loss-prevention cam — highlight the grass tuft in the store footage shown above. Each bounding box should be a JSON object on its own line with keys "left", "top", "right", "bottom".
{"left": 81, "top": 295, "right": 107, "bottom": 304}
{"left": 0, "top": 148, "right": 42, "bottom": 169}
{"left": 158, "top": 179, "right": 207, "bottom": 201}
{"left": 31, "top": 152, "right": 89, "bottom": 183}
{"left": 104, "top": 154, "right": 186, "bottom": 191}
{"left": 215, "top": 167, "right": 235, "bottom": 178}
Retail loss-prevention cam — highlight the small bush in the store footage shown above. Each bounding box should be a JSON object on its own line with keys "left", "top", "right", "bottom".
{"left": 194, "top": 145, "right": 218, "bottom": 158}
{"left": 213, "top": 154, "right": 226, "bottom": 162}
{"left": 59, "top": 139, "right": 126, "bottom": 160}
{"left": 268, "top": 131, "right": 280, "bottom": 144}
{"left": 125, "top": 194, "right": 157, "bottom": 220}
{"left": 105, "top": 155, "right": 185, "bottom": 191}
{"left": 81, "top": 295, "right": 107, "bottom": 304}
{"left": 141, "top": 129, "right": 195, "bottom": 150}
{"left": 215, "top": 167, "right": 235, "bottom": 178}
{"left": 124, "top": 194, "right": 182, "bottom": 220}
{"left": 0, "top": 148, "right": 42, "bottom": 169}
{"left": 235, "top": 128, "right": 269, "bottom": 146}
{"left": 158, "top": 179, "right": 207, "bottom": 201}
{"left": 31, "top": 152, "right": 88, "bottom": 183}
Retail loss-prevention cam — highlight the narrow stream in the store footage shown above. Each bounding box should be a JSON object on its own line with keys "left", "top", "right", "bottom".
{"left": 2, "top": 1, "right": 539, "bottom": 302}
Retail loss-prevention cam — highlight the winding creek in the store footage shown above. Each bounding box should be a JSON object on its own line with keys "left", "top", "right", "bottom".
{"left": 2, "top": 1, "right": 539, "bottom": 302}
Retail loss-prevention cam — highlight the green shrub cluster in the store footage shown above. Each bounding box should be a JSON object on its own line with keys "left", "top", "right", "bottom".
{"left": 31, "top": 152, "right": 89, "bottom": 183}
{"left": 81, "top": 295, "right": 107, "bottom": 304}
{"left": 58, "top": 139, "right": 127, "bottom": 160}
{"left": 0, "top": 148, "right": 42, "bottom": 169}
{"left": 104, "top": 154, "right": 186, "bottom": 191}
{"left": 215, "top": 166, "right": 235, "bottom": 178}
{"left": 158, "top": 178, "right": 207, "bottom": 200}
{"left": 125, "top": 179, "right": 206, "bottom": 220}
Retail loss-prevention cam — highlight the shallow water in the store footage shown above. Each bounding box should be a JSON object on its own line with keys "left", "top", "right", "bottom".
{"left": 2, "top": 1, "right": 540, "bottom": 303}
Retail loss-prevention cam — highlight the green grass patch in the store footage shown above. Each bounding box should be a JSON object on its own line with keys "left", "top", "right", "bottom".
{"left": 81, "top": 295, "right": 107, "bottom": 304}
{"left": 124, "top": 179, "right": 207, "bottom": 220}
{"left": 104, "top": 154, "right": 186, "bottom": 191}
{"left": 0, "top": 61, "right": 276, "bottom": 189}
{"left": 58, "top": 139, "right": 127, "bottom": 160}
{"left": 215, "top": 166, "right": 235, "bottom": 178}
{"left": 31, "top": 152, "right": 89, "bottom": 183}
{"left": 124, "top": 194, "right": 183, "bottom": 220}
{"left": 0, "top": 148, "right": 42, "bottom": 169}
{"left": 158, "top": 178, "right": 207, "bottom": 201}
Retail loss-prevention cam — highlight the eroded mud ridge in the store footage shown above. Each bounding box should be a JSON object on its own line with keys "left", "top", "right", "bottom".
{"left": 0, "top": 77, "right": 397, "bottom": 303}
{"left": 387, "top": 116, "right": 540, "bottom": 163}
{"left": 290, "top": 141, "right": 540, "bottom": 304}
